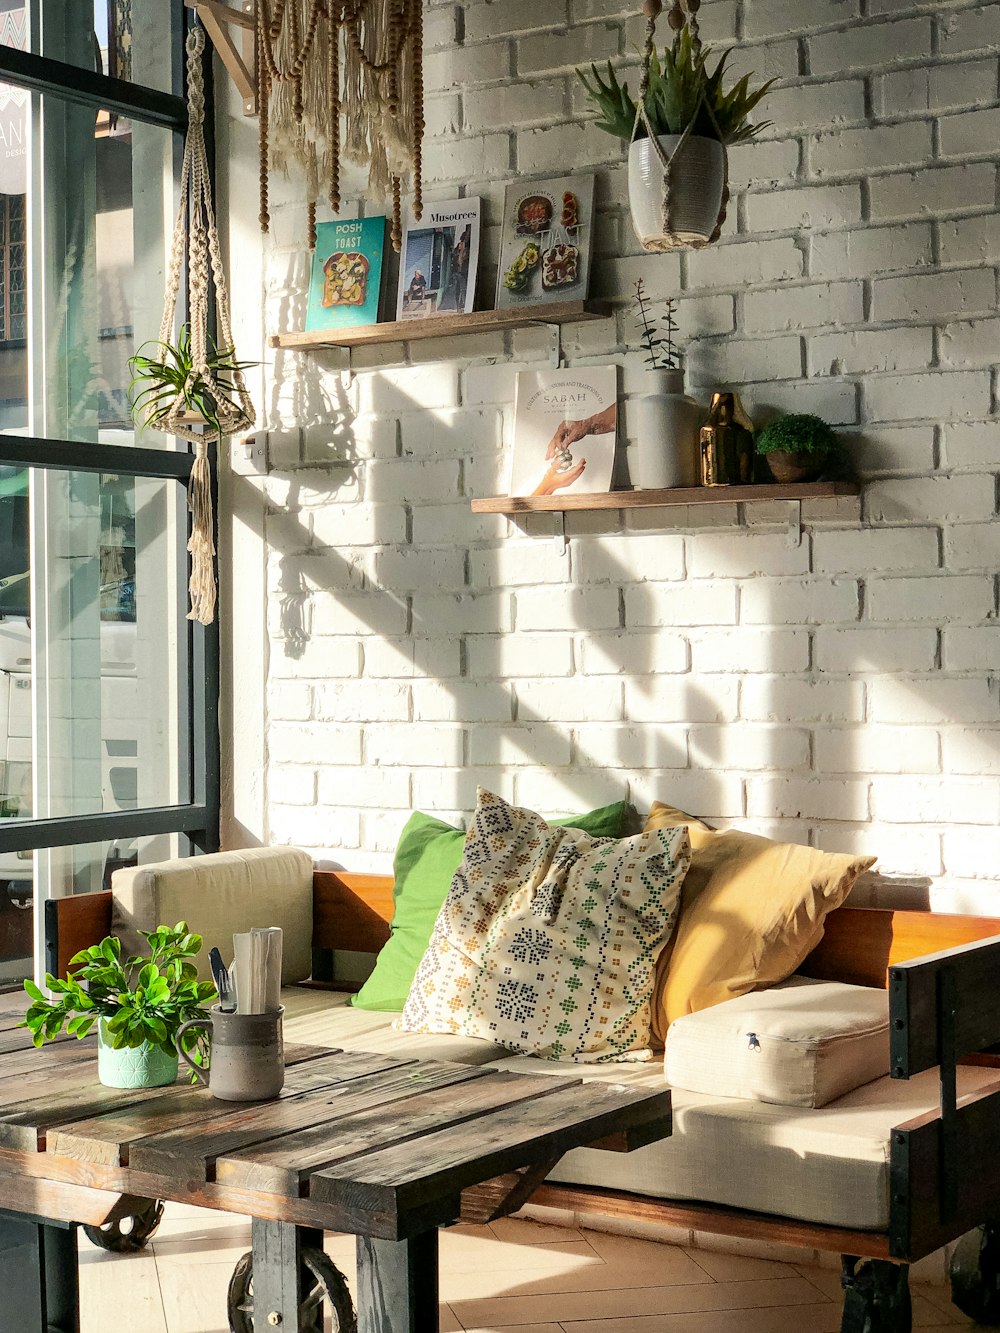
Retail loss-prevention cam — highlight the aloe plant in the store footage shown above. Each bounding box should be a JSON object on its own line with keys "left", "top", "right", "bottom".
{"left": 578, "top": 27, "right": 774, "bottom": 146}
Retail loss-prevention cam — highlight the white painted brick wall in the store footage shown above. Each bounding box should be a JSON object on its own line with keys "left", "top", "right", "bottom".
{"left": 225, "top": 0, "right": 1000, "bottom": 908}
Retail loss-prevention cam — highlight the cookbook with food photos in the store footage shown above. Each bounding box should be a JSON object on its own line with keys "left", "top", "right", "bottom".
{"left": 306, "top": 216, "right": 387, "bottom": 331}
{"left": 495, "top": 174, "right": 596, "bottom": 310}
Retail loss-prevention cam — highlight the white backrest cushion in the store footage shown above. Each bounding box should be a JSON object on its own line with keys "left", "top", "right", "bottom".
{"left": 111, "top": 847, "right": 314, "bottom": 984}
{"left": 665, "top": 975, "right": 890, "bottom": 1108}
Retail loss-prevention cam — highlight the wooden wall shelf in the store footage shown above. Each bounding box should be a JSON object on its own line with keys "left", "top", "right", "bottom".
{"left": 269, "top": 299, "right": 613, "bottom": 352}
{"left": 470, "top": 481, "right": 860, "bottom": 515}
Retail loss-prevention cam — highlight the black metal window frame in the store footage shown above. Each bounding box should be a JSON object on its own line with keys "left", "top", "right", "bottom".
{"left": 0, "top": 9, "right": 220, "bottom": 863}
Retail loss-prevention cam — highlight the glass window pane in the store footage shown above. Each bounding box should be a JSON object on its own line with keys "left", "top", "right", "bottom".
{"left": 0, "top": 469, "right": 189, "bottom": 827}
{"left": 0, "top": 2, "right": 180, "bottom": 96}
{"left": 0, "top": 832, "right": 183, "bottom": 989}
{"left": 29, "top": 95, "right": 182, "bottom": 448}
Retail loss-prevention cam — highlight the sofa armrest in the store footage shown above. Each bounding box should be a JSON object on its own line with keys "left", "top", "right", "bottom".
{"left": 44, "top": 892, "right": 113, "bottom": 979}
{"left": 889, "top": 933, "right": 1000, "bottom": 1260}
{"left": 890, "top": 932, "right": 1000, "bottom": 1078}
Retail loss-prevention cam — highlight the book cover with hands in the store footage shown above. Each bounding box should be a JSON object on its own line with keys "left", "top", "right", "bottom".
{"left": 510, "top": 367, "right": 618, "bottom": 497}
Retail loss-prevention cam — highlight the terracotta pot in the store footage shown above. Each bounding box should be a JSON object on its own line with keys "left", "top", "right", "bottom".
{"left": 764, "top": 450, "right": 825, "bottom": 483}
{"left": 628, "top": 134, "right": 726, "bottom": 252}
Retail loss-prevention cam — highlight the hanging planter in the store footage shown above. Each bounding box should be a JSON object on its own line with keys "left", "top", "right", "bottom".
{"left": 128, "top": 25, "right": 255, "bottom": 626}
{"left": 579, "top": 2, "right": 774, "bottom": 252}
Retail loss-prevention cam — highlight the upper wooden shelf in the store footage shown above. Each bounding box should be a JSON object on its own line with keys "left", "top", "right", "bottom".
{"left": 269, "top": 299, "right": 613, "bottom": 351}
{"left": 470, "top": 481, "right": 860, "bottom": 514}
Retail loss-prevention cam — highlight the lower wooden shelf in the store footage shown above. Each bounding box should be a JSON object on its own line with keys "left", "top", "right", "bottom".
{"left": 470, "top": 481, "right": 860, "bottom": 515}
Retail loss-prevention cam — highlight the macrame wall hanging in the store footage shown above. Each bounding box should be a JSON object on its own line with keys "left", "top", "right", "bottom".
{"left": 146, "top": 25, "right": 255, "bottom": 625}
{"left": 255, "top": 0, "right": 425, "bottom": 251}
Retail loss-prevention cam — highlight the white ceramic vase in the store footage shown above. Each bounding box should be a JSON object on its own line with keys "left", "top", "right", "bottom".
{"left": 628, "top": 134, "right": 726, "bottom": 252}
{"left": 632, "top": 368, "right": 702, "bottom": 489}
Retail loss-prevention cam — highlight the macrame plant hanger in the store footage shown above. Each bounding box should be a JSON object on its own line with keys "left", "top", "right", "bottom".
{"left": 634, "top": 0, "right": 730, "bottom": 250}
{"left": 152, "top": 23, "right": 255, "bottom": 625}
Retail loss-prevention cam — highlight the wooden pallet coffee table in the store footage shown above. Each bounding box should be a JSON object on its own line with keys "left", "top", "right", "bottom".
{"left": 0, "top": 1010, "right": 671, "bottom": 1333}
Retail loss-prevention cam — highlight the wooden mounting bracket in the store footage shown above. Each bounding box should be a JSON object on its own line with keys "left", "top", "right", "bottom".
{"left": 185, "top": 0, "right": 257, "bottom": 115}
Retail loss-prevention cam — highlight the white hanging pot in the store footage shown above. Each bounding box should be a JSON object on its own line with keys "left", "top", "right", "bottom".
{"left": 628, "top": 133, "right": 726, "bottom": 253}
{"left": 632, "top": 367, "right": 703, "bottom": 488}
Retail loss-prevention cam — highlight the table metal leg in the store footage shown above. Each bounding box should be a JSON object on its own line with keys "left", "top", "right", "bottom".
{"left": 251, "top": 1220, "right": 322, "bottom": 1331}
{"left": 356, "top": 1232, "right": 439, "bottom": 1333}
{"left": 246, "top": 1219, "right": 355, "bottom": 1332}
{"left": 0, "top": 1209, "right": 79, "bottom": 1333}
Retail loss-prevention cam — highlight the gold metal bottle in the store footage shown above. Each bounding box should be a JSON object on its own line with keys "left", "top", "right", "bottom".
{"left": 699, "top": 392, "right": 755, "bottom": 486}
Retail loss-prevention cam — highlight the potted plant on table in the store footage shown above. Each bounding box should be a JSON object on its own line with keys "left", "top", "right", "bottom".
{"left": 632, "top": 280, "right": 702, "bottom": 488}
{"left": 578, "top": 25, "right": 774, "bottom": 251}
{"left": 754, "top": 413, "right": 847, "bottom": 482}
{"left": 21, "top": 923, "right": 216, "bottom": 1089}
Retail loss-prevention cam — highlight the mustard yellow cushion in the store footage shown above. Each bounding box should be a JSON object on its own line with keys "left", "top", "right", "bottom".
{"left": 645, "top": 802, "right": 876, "bottom": 1042}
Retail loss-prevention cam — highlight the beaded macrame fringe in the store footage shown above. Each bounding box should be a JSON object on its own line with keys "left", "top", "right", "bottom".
{"left": 634, "top": 0, "right": 730, "bottom": 251}
{"left": 152, "top": 25, "right": 255, "bottom": 625}
{"left": 256, "top": 0, "right": 424, "bottom": 251}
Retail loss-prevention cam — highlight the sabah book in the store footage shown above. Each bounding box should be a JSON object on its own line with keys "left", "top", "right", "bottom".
{"left": 509, "top": 366, "right": 618, "bottom": 498}
{"left": 495, "top": 174, "right": 596, "bottom": 310}
{"left": 306, "top": 216, "right": 388, "bottom": 331}
{"left": 396, "top": 197, "right": 481, "bottom": 321}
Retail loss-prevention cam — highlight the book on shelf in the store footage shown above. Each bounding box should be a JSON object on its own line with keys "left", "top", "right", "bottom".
{"left": 495, "top": 174, "right": 596, "bottom": 310}
{"left": 396, "top": 197, "right": 481, "bottom": 321}
{"left": 510, "top": 366, "right": 618, "bottom": 498}
{"left": 306, "top": 217, "right": 388, "bottom": 331}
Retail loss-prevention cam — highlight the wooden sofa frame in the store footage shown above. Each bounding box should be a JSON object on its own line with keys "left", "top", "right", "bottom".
{"left": 47, "top": 872, "right": 1000, "bottom": 1329}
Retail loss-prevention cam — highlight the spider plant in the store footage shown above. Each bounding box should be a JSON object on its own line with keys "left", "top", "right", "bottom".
{"left": 578, "top": 27, "right": 774, "bottom": 146}
{"left": 128, "top": 324, "right": 255, "bottom": 440}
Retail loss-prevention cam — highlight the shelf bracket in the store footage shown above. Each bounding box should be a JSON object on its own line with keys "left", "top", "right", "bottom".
{"left": 186, "top": 0, "right": 257, "bottom": 115}
{"left": 547, "top": 324, "right": 563, "bottom": 368}
{"left": 553, "top": 511, "right": 568, "bottom": 556}
{"left": 786, "top": 499, "right": 802, "bottom": 548}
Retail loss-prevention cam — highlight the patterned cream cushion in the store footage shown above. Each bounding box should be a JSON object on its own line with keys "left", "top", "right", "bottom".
{"left": 665, "top": 976, "right": 891, "bottom": 1108}
{"left": 397, "top": 789, "right": 691, "bottom": 1063}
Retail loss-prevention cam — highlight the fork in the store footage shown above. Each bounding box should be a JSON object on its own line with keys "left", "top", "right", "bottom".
{"left": 208, "top": 946, "right": 237, "bottom": 1013}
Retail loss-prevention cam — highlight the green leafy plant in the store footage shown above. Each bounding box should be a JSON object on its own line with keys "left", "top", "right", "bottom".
{"left": 578, "top": 27, "right": 774, "bottom": 146}
{"left": 754, "top": 413, "right": 843, "bottom": 457}
{"left": 21, "top": 923, "right": 216, "bottom": 1061}
{"left": 128, "top": 324, "right": 255, "bottom": 440}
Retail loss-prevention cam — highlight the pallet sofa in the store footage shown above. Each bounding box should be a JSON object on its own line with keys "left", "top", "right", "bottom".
{"left": 47, "top": 854, "right": 1000, "bottom": 1333}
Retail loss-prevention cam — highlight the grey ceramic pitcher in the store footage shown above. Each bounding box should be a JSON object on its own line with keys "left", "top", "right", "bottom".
{"left": 175, "top": 1004, "right": 285, "bottom": 1101}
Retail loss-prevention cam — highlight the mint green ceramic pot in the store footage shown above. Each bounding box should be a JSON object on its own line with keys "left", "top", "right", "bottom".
{"left": 97, "top": 1020, "right": 179, "bottom": 1089}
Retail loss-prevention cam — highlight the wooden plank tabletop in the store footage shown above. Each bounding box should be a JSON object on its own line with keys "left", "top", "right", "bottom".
{"left": 0, "top": 1037, "right": 671, "bottom": 1240}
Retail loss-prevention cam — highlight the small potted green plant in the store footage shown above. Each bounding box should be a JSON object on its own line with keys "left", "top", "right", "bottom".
{"left": 579, "top": 26, "right": 773, "bottom": 250}
{"left": 754, "top": 413, "right": 846, "bottom": 483}
{"left": 22, "top": 923, "right": 216, "bottom": 1090}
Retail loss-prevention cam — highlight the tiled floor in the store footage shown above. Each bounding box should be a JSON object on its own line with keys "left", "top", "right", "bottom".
{"left": 78, "top": 1202, "right": 973, "bottom": 1333}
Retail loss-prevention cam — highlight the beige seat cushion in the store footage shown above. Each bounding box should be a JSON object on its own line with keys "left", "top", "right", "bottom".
{"left": 665, "top": 976, "right": 890, "bottom": 1108}
{"left": 279, "top": 987, "right": 509, "bottom": 1065}
{"left": 489, "top": 1052, "right": 1000, "bottom": 1231}
{"left": 112, "top": 847, "right": 314, "bottom": 984}
{"left": 644, "top": 802, "right": 876, "bottom": 1038}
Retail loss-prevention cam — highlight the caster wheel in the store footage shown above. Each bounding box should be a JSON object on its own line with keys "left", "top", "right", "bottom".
{"left": 841, "top": 1255, "right": 912, "bottom": 1333}
{"left": 83, "top": 1198, "right": 164, "bottom": 1253}
{"left": 228, "top": 1246, "right": 357, "bottom": 1333}
{"left": 950, "top": 1225, "right": 1000, "bottom": 1325}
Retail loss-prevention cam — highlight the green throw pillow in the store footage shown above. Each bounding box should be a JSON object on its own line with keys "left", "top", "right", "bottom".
{"left": 352, "top": 800, "right": 630, "bottom": 1012}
